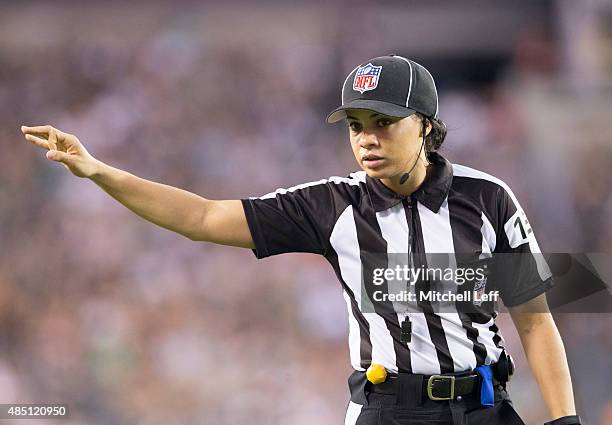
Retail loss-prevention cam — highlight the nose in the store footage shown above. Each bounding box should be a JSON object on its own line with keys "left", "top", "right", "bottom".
{"left": 357, "top": 128, "right": 380, "bottom": 149}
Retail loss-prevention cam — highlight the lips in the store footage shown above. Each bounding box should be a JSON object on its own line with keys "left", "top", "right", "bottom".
{"left": 362, "top": 154, "right": 385, "bottom": 169}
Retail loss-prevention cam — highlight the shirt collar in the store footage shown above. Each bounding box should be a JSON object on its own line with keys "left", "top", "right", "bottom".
{"left": 364, "top": 152, "right": 453, "bottom": 213}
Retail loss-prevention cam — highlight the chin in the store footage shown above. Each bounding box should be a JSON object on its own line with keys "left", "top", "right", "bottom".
{"left": 361, "top": 167, "right": 392, "bottom": 180}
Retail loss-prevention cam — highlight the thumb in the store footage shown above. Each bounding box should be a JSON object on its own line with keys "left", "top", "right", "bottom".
{"left": 46, "top": 150, "right": 71, "bottom": 163}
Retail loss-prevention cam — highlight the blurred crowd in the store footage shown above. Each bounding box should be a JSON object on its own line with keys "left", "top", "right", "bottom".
{"left": 0, "top": 1, "right": 611, "bottom": 424}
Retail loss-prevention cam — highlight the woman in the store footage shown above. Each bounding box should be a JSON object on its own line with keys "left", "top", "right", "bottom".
{"left": 22, "top": 54, "right": 580, "bottom": 425}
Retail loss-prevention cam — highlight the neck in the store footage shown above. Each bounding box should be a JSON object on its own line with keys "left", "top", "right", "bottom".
{"left": 381, "top": 159, "right": 430, "bottom": 196}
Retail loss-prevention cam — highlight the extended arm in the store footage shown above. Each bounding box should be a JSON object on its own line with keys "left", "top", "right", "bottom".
{"left": 21, "top": 125, "right": 254, "bottom": 247}
{"left": 509, "top": 294, "right": 577, "bottom": 422}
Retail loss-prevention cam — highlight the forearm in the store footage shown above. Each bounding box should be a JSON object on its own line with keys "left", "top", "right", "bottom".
{"left": 89, "top": 160, "right": 208, "bottom": 240}
{"left": 518, "top": 314, "right": 576, "bottom": 419}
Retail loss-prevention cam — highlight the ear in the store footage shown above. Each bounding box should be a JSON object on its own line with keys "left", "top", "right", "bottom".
{"left": 420, "top": 118, "right": 432, "bottom": 137}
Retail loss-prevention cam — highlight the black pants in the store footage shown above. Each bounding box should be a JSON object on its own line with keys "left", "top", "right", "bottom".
{"left": 345, "top": 371, "right": 525, "bottom": 425}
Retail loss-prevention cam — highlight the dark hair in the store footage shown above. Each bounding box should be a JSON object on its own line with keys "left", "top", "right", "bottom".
{"left": 416, "top": 113, "right": 447, "bottom": 156}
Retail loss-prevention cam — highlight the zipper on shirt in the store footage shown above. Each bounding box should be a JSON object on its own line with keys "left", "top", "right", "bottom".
{"left": 403, "top": 196, "right": 415, "bottom": 277}
{"left": 401, "top": 197, "right": 414, "bottom": 344}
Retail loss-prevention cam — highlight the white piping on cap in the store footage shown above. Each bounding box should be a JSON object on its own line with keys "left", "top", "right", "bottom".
{"left": 393, "top": 55, "right": 413, "bottom": 107}
{"left": 341, "top": 65, "right": 361, "bottom": 105}
{"left": 411, "top": 59, "right": 439, "bottom": 119}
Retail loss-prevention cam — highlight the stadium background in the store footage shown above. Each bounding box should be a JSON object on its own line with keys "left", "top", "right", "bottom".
{"left": 0, "top": 1, "right": 610, "bottom": 424}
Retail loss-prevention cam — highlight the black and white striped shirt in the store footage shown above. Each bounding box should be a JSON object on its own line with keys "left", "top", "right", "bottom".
{"left": 241, "top": 152, "right": 553, "bottom": 375}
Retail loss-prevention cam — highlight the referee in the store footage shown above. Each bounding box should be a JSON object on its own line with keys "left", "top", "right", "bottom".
{"left": 22, "top": 54, "right": 580, "bottom": 425}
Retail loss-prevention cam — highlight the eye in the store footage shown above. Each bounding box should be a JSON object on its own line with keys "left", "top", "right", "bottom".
{"left": 377, "top": 118, "right": 393, "bottom": 127}
{"left": 348, "top": 121, "right": 362, "bottom": 132}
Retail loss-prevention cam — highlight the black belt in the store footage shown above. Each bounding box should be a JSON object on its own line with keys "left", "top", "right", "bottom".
{"left": 369, "top": 373, "right": 484, "bottom": 401}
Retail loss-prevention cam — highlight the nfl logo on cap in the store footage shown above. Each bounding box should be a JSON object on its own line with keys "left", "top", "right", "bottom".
{"left": 353, "top": 63, "right": 382, "bottom": 94}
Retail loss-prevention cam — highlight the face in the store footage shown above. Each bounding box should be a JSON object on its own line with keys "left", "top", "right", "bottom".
{"left": 346, "top": 110, "right": 429, "bottom": 182}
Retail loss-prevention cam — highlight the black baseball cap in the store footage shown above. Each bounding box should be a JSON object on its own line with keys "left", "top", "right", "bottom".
{"left": 326, "top": 55, "right": 439, "bottom": 123}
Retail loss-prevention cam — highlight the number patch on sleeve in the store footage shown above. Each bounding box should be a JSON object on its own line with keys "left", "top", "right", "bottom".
{"left": 504, "top": 210, "right": 533, "bottom": 248}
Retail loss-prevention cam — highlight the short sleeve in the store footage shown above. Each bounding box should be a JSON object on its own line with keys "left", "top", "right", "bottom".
{"left": 492, "top": 185, "right": 553, "bottom": 307}
{"left": 241, "top": 180, "right": 339, "bottom": 259}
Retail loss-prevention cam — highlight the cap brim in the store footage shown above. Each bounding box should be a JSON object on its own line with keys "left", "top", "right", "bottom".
{"left": 326, "top": 99, "right": 417, "bottom": 123}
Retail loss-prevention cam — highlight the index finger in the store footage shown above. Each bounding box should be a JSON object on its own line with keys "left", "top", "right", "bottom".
{"left": 21, "top": 125, "right": 54, "bottom": 136}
